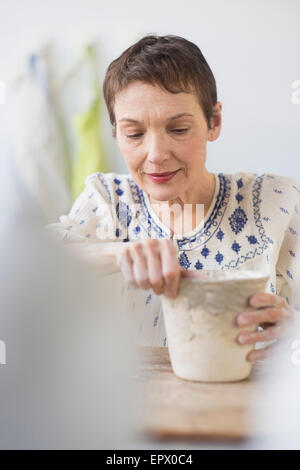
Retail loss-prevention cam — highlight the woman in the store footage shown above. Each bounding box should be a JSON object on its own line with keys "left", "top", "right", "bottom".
{"left": 46, "top": 35, "right": 300, "bottom": 361}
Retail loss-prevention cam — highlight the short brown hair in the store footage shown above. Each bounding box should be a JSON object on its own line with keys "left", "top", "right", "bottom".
{"left": 102, "top": 34, "right": 218, "bottom": 137}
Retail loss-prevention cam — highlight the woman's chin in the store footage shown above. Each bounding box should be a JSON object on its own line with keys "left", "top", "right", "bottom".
{"left": 145, "top": 185, "right": 178, "bottom": 202}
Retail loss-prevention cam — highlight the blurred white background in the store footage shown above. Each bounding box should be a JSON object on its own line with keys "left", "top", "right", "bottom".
{"left": 0, "top": 0, "right": 299, "bottom": 179}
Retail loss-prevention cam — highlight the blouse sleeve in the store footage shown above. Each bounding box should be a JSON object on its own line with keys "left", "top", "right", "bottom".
{"left": 275, "top": 186, "right": 300, "bottom": 310}
{"left": 44, "top": 173, "right": 116, "bottom": 244}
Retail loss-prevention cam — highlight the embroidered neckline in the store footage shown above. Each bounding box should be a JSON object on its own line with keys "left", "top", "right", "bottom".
{"left": 177, "top": 173, "right": 231, "bottom": 249}
{"left": 128, "top": 173, "right": 232, "bottom": 248}
{"left": 142, "top": 173, "right": 220, "bottom": 239}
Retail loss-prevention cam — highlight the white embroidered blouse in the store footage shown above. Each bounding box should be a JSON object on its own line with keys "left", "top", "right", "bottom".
{"left": 45, "top": 171, "right": 300, "bottom": 347}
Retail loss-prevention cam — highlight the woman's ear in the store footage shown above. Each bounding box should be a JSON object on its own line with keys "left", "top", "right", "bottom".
{"left": 208, "top": 102, "right": 222, "bottom": 141}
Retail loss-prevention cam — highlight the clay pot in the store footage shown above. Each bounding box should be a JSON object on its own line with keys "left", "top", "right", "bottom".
{"left": 161, "top": 270, "right": 269, "bottom": 382}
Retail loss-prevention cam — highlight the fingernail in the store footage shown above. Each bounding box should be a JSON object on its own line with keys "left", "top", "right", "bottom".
{"left": 250, "top": 296, "right": 258, "bottom": 307}
{"left": 237, "top": 315, "right": 249, "bottom": 326}
{"left": 237, "top": 335, "right": 245, "bottom": 344}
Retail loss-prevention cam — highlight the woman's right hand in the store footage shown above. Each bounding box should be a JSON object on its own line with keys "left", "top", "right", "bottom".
{"left": 116, "top": 239, "right": 182, "bottom": 298}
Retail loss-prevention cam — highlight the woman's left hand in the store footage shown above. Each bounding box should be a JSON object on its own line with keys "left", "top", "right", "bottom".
{"left": 236, "top": 293, "right": 295, "bottom": 363}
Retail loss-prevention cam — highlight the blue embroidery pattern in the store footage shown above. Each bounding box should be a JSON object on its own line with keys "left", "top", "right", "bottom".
{"left": 114, "top": 177, "right": 124, "bottom": 196}
{"left": 237, "top": 178, "right": 243, "bottom": 189}
{"left": 270, "top": 282, "right": 275, "bottom": 293}
{"left": 292, "top": 185, "right": 300, "bottom": 194}
{"left": 247, "top": 235, "right": 258, "bottom": 244}
{"left": 280, "top": 207, "right": 289, "bottom": 215}
{"left": 128, "top": 177, "right": 168, "bottom": 238}
{"left": 232, "top": 241, "right": 241, "bottom": 253}
{"left": 228, "top": 207, "right": 248, "bottom": 234}
{"left": 177, "top": 174, "right": 231, "bottom": 250}
{"left": 215, "top": 251, "right": 224, "bottom": 265}
{"left": 216, "top": 229, "right": 224, "bottom": 241}
{"left": 195, "top": 260, "right": 203, "bottom": 270}
{"left": 96, "top": 173, "right": 112, "bottom": 202}
{"left": 201, "top": 246, "right": 210, "bottom": 258}
{"left": 222, "top": 174, "right": 273, "bottom": 269}
{"left": 116, "top": 201, "right": 133, "bottom": 228}
{"left": 179, "top": 252, "right": 191, "bottom": 269}
{"left": 128, "top": 173, "right": 232, "bottom": 250}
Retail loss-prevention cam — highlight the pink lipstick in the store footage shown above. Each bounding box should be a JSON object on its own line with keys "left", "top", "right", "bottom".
{"left": 146, "top": 169, "right": 180, "bottom": 183}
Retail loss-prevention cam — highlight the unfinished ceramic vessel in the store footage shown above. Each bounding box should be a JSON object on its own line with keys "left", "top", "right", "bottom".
{"left": 161, "top": 270, "right": 270, "bottom": 383}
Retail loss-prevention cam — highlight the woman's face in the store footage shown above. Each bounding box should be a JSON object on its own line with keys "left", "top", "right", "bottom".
{"left": 114, "top": 80, "right": 221, "bottom": 202}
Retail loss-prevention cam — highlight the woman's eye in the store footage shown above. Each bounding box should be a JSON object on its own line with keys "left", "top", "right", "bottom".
{"left": 126, "top": 133, "right": 144, "bottom": 139}
{"left": 171, "top": 128, "right": 189, "bottom": 134}
{"left": 126, "top": 129, "right": 189, "bottom": 139}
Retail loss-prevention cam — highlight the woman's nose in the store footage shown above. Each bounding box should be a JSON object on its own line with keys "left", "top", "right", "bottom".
{"left": 146, "top": 134, "right": 170, "bottom": 164}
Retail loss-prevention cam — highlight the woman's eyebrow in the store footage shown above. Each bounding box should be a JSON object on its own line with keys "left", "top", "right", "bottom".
{"left": 118, "top": 112, "right": 194, "bottom": 123}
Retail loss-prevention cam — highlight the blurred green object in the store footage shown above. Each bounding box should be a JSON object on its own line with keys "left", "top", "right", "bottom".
{"left": 71, "top": 44, "right": 108, "bottom": 200}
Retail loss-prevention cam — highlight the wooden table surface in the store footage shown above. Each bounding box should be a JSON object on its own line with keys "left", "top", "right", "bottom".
{"left": 139, "top": 347, "right": 273, "bottom": 443}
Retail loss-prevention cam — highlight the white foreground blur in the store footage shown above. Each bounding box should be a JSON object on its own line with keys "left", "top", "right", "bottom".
{"left": 245, "top": 315, "right": 300, "bottom": 449}
{"left": 0, "top": 150, "right": 139, "bottom": 449}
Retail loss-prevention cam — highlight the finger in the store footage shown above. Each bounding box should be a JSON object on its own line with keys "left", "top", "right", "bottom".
{"left": 117, "top": 247, "right": 138, "bottom": 289}
{"left": 249, "top": 293, "right": 286, "bottom": 309}
{"left": 131, "top": 242, "right": 152, "bottom": 290}
{"left": 258, "top": 322, "right": 275, "bottom": 329}
{"left": 159, "top": 239, "right": 181, "bottom": 298}
{"left": 237, "top": 323, "right": 283, "bottom": 345}
{"left": 236, "top": 306, "right": 291, "bottom": 327}
{"left": 144, "top": 239, "right": 165, "bottom": 295}
{"left": 246, "top": 341, "right": 280, "bottom": 363}
{"left": 180, "top": 270, "right": 206, "bottom": 279}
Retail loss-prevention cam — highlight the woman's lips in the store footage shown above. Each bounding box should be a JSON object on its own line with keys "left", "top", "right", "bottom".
{"left": 146, "top": 169, "right": 180, "bottom": 183}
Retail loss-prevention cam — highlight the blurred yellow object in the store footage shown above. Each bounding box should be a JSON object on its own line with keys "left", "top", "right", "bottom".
{"left": 70, "top": 44, "right": 108, "bottom": 200}
{"left": 71, "top": 93, "right": 108, "bottom": 200}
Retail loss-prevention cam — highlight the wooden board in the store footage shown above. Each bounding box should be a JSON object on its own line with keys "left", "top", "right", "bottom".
{"left": 139, "top": 347, "right": 272, "bottom": 442}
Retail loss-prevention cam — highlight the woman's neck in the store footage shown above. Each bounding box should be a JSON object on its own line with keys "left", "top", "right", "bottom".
{"left": 148, "top": 170, "right": 216, "bottom": 236}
